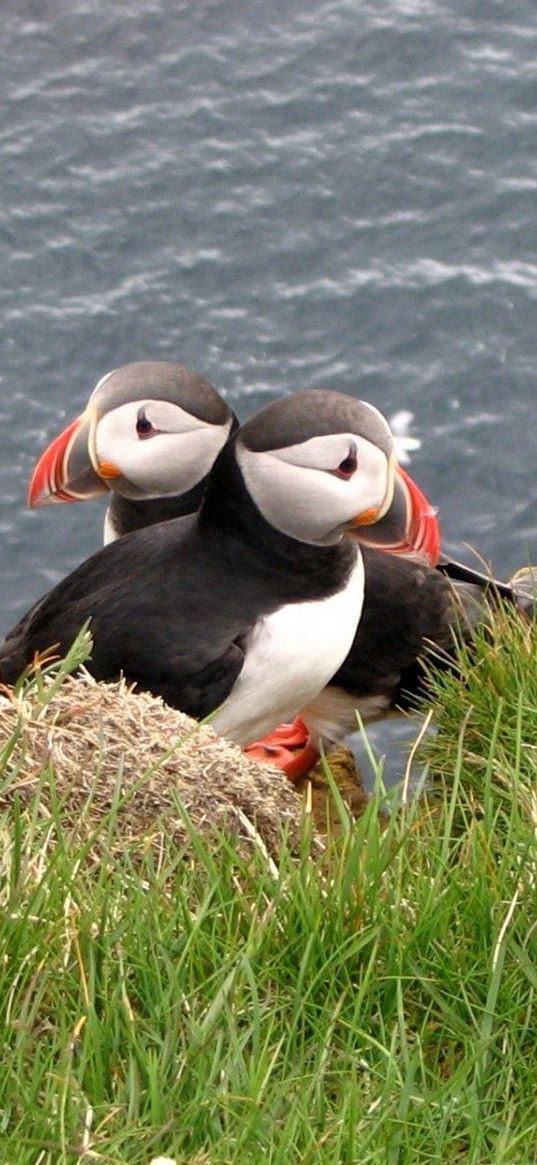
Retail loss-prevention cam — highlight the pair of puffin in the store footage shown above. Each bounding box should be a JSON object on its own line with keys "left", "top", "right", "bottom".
{"left": 0, "top": 362, "right": 516, "bottom": 776}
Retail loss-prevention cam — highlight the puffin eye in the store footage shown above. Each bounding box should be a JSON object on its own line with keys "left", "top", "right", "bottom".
{"left": 136, "top": 409, "right": 155, "bottom": 439}
{"left": 333, "top": 445, "right": 358, "bottom": 480}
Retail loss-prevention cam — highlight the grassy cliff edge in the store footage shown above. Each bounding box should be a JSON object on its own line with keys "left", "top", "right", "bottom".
{"left": 1, "top": 609, "right": 536, "bottom": 1164}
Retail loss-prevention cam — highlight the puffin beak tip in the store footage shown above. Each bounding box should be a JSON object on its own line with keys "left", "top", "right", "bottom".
{"left": 28, "top": 410, "right": 108, "bottom": 508}
{"left": 396, "top": 464, "right": 441, "bottom": 566}
{"left": 28, "top": 416, "right": 82, "bottom": 507}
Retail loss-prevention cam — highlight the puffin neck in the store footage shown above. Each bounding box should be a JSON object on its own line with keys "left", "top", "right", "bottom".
{"left": 198, "top": 438, "right": 358, "bottom": 593}
{"left": 109, "top": 477, "right": 209, "bottom": 537}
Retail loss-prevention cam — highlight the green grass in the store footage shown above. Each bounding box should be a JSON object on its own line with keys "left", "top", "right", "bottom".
{"left": 1, "top": 607, "right": 537, "bottom": 1164}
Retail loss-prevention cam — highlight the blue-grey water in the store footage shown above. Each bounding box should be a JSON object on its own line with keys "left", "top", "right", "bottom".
{"left": 1, "top": 1, "right": 536, "bottom": 777}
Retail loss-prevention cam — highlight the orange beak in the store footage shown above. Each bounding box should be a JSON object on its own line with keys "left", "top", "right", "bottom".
{"left": 28, "top": 408, "right": 112, "bottom": 507}
{"left": 354, "top": 464, "right": 441, "bottom": 567}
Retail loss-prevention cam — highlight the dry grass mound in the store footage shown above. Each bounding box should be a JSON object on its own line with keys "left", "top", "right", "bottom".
{"left": 0, "top": 670, "right": 310, "bottom": 859}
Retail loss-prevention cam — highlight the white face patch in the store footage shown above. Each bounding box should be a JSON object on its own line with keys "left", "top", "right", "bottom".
{"left": 236, "top": 433, "right": 391, "bottom": 545}
{"left": 94, "top": 402, "right": 232, "bottom": 498}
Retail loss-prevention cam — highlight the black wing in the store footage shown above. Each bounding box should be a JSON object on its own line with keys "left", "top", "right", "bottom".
{"left": 332, "top": 548, "right": 458, "bottom": 710}
{"left": 0, "top": 517, "right": 255, "bottom": 716}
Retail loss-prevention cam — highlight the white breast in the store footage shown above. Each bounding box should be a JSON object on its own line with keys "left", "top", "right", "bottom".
{"left": 211, "top": 551, "right": 365, "bottom": 746}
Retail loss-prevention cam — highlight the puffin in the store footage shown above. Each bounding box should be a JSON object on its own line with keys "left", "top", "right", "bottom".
{"left": 2, "top": 390, "right": 431, "bottom": 749}
{"left": 27, "top": 368, "right": 528, "bottom": 777}
{"left": 29, "top": 362, "right": 236, "bottom": 542}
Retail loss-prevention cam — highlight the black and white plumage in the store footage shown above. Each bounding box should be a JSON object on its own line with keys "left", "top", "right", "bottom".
{"left": 27, "top": 372, "right": 529, "bottom": 764}
{"left": 29, "top": 361, "right": 236, "bottom": 542}
{"left": 298, "top": 548, "right": 483, "bottom": 749}
{"left": 5, "top": 390, "right": 412, "bottom": 746}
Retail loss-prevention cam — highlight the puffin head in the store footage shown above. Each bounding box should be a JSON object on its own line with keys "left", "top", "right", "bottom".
{"left": 235, "top": 388, "right": 437, "bottom": 560}
{"left": 28, "top": 362, "right": 235, "bottom": 506}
